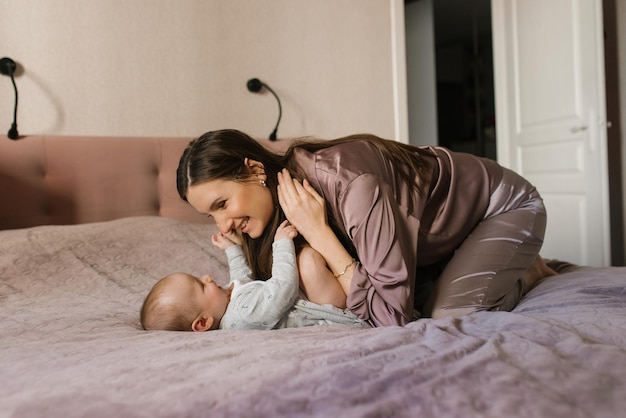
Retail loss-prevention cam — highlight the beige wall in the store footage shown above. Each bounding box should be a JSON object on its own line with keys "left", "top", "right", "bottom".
{"left": 0, "top": 0, "right": 406, "bottom": 141}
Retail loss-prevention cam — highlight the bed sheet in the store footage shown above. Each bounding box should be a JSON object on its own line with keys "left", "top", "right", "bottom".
{"left": 1, "top": 217, "right": 625, "bottom": 418}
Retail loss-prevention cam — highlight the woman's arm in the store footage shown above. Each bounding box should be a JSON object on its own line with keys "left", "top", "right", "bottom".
{"left": 278, "top": 169, "right": 418, "bottom": 327}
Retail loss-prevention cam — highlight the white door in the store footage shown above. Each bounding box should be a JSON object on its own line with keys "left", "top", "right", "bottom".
{"left": 492, "top": 0, "right": 611, "bottom": 266}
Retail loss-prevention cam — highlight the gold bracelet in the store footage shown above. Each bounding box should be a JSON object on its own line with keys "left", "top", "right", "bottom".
{"left": 334, "top": 259, "right": 355, "bottom": 278}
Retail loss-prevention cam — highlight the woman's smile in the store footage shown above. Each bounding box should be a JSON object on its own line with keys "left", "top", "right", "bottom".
{"left": 240, "top": 217, "right": 249, "bottom": 234}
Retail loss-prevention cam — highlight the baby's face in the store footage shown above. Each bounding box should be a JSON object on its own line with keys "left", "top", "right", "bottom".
{"left": 164, "top": 273, "right": 231, "bottom": 328}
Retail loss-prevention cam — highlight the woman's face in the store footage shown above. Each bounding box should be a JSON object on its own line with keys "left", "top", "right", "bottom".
{"left": 186, "top": 176, "right": 274, "bottom": 239}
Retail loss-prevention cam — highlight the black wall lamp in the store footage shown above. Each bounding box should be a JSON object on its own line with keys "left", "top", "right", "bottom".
{"left": 247, "top": 78, "right": 282, "bottom": 141}
{"left": 0, "top": 57, "right": 19, "bottom": 140}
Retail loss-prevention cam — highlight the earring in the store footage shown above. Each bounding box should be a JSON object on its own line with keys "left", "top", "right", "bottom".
{"left": 260, "top": 179, "right": 266, "bottom": 187}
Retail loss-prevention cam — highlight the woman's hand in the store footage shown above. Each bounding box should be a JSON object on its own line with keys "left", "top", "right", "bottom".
{"left": 277, "top": 169, "right": 328, "bottom": 243}
{"left": 278, "top": 169, "right": 356, "bottom": 297}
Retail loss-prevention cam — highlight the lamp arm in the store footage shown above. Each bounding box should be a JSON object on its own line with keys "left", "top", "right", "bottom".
{"left": 262, "top": 83, "right": 282, "bottom": 141}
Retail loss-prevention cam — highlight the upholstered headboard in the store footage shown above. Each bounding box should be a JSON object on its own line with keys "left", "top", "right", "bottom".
{"left": 0, "top": 135, "right": 288, "bottom": 230}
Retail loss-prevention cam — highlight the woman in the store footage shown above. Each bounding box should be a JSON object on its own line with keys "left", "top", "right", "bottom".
{"left": 177, "top": 129, "right": 555, "bottom": 327}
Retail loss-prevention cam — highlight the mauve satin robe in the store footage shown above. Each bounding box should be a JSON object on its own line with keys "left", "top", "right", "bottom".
{"left": 293, "top": 141, "right": 546, "bottom": 327}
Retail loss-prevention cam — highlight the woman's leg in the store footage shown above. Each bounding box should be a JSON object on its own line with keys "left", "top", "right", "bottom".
{"left": 297, "top": 246, "right": 347, "bottom": 308}
{"left": 428, "top": 170, "right": 553, "bottom": 319}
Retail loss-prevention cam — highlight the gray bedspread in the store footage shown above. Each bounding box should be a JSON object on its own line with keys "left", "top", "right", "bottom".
{"left": 1, "top": 216, "right": 625, "bottom": 418}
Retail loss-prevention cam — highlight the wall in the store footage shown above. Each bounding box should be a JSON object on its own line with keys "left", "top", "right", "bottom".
{"left": 0, "top": 0, "right": 406, "bottom": 141}
{"left": 404, "top": 0, "right": 438, "bottom": 147}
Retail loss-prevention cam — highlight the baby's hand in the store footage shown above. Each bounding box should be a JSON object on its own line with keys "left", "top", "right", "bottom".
{"left": 275, "top": 220, "right": 298, "bottom": 242}
{"left": 211, "top": 230, "right": 241, "bottom": 250}
{"left": 223, "top": 229, "right": 243, "bottom": 245}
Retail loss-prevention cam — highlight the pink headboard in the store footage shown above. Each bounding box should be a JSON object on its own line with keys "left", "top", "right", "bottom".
{"left": 0, "top": 135, "right": 288, "bottom": 230}
{"left": 0, "top": 135, "right": 206, "bottom": 229}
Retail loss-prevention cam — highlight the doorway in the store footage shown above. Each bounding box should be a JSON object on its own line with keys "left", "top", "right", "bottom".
{"left": 433, "top": 0, "right": 494, "bottom": 159}
{"left": 405, "top": 0, "right": 494, "bottom": 159}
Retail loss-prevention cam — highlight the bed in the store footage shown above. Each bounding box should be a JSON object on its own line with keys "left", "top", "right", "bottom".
{"left": 1, "top": 135, "right": 625, "bottom": 418}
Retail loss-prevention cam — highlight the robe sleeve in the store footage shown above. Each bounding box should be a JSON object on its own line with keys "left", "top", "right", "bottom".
{"left": 341, "top": 174, "right": 419, "bottom": 327}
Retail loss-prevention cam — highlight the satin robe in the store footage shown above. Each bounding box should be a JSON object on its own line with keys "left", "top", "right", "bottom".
{"left": 294, "top": 141, "right": 545, "bottom": 327}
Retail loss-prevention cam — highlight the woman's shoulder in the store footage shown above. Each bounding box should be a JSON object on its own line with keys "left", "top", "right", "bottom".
{"left": 293, "top": 139, "right": 386, "bottom": 177}
{"left": 292, "top": 140, "right": 397, "bottom": 213}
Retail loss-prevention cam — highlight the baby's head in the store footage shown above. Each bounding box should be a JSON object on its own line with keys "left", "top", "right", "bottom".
{"left": 140, "top": 272, "right": 230, "bottom": 332}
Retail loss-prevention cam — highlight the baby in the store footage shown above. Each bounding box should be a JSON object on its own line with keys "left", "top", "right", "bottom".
{"left": 141, "top": 220, "right": 367, "bottom": 331}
